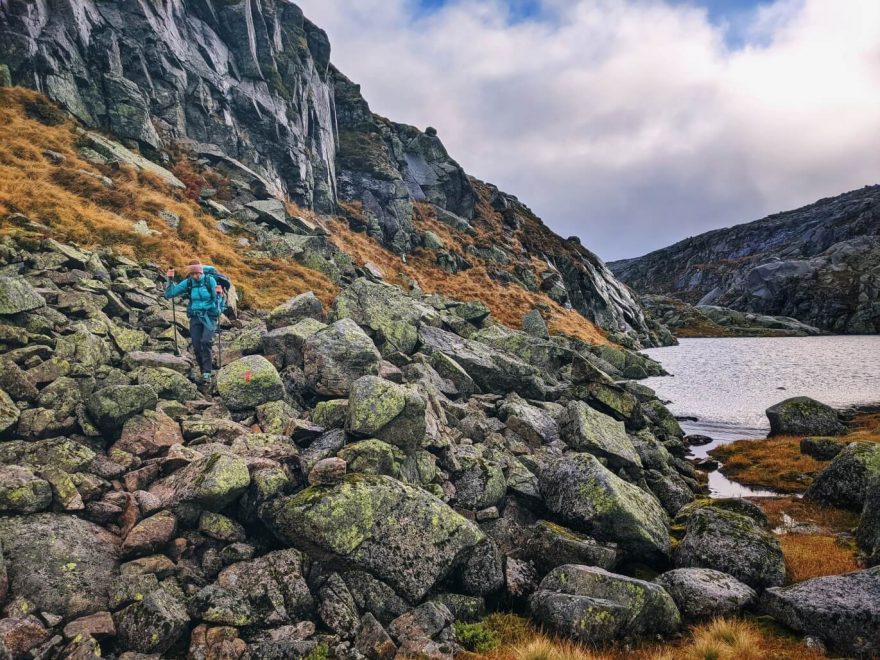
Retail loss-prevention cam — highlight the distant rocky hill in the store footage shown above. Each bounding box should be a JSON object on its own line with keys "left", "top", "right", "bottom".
{"left": 0, "top": 0, "right": 662, "bottom": 347}
{"left": 609, "top": 186, "right": 880, "bottom": 334}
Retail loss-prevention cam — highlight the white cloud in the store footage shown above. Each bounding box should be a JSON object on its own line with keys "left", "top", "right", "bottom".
{"left": 297, "top": 0, "right": 880, "bottom": 260}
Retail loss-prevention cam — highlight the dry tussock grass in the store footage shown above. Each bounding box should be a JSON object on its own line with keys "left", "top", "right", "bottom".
{"left": 470, "top": 614, "right": 821, "bottom": 660}
{"left": 778, "top": 533, "right": 859, "bottom": 583}
{"left": 709, "top": 436, "right": 825, "bottom": 493}
{"left": 752, "top": 496, "right": 861, "bottom": 583}
{"left": 0, "top": 87, "right": 337, "bottom": 309}
{"left": 327, "top": 213, "right": 610, "bottom": 345}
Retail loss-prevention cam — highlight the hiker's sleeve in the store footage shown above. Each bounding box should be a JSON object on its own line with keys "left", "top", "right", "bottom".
{"left": 164, "top": 279, "right": 188, "bottom": 299}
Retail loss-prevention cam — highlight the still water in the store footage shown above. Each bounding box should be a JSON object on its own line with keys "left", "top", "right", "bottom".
{"left": 641, "top": 336, "right": 880, "bottom": 496}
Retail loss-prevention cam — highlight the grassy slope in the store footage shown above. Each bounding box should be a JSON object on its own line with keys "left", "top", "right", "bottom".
{"left": 0, "top": 87, "right": 609, "bottom": 344}
{"left": 0, "top": 88, "right": 338, "bottom": 309}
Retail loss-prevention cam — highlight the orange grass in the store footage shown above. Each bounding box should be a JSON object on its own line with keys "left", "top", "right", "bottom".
{"left": 468, "top": 614, "right": 822, "bottom": 660}
{"left": 751, "top": 496, "right": 861, "bottom": 583}
{"left": 709, "top": 436, "right": 825, "bottom": 493}
{"left": 0, "top": 87, "right": 337, "bottom": 309}
{"left": 328, "top": 211, "right": 610, "bottom": 346}
{"left": 778, "top": 534, "right": 859, "bottom": 583}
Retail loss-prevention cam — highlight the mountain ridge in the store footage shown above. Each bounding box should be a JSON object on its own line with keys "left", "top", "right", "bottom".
{"left": 609, "top": 184, "right": 880, "bottom": 334}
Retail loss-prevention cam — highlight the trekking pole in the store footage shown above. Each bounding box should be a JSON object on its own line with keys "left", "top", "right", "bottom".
{"left": 166, "top": 270, "right": 180, "bottom": 356}
{"left": 215, "top": 284, "right": 225, "bottom": 369}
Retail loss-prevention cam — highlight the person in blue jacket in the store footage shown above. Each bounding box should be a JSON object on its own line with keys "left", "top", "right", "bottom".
{"left": 165, "top": 259, "right": 220, "bottom": 382}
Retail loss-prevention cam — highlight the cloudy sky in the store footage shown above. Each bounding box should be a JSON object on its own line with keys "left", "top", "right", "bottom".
{"left": 297, "top": 0, "right": 880, "bottom": 261}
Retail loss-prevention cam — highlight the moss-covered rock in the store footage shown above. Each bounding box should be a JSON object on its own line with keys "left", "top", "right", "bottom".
{"left": 0, "top": 513, "right": 119, "bottom": 618}
{"left": 332, "top": 278, "right": 441, "bottom": 355}
{"left": 338, "top": 439, "right": 405, "bottom": 478}
{"left": 217, "top": 354, "right": 285, "bottom": 411}
{"left": 804, "top": 441, "right": 880, "bottom": 510}
{"left": 0, "top": 466, "right": 52, "bottom": 514}
{"left": 304, "top": 319, "right": 382, "bottom": 396}
{"left": 267, "top": 291, "right": 324, "bottom": 330}
{"left": 86, "top": 384, "right": 157, "bottom": 434}
{"left": 766, "top": 396, "right": 845, "bottom": 436}
{"left": 312, "top": 398, "right": 349, "bottom": 429}
{"left": 0, "top": 276, "right": 45, "bottom": 314}
{"left": 136, "top": 366, "right": 199, "bottom": 401}
{"left": 199, "top": 511, "right": 246, "bottom": 542}
{"left": 674, "top": 505, "right": 785, "bottom": 590}
{"left": 347, "top": 376, "right": 426, "bottom": 452}
{"left": 114, "top": 587, "right": 189, "bottom": 654}
{"left": 560, "top": 401, "right": 641, "bottom": 469}
{"left": 260, "top": 474, "right": 484, "bottom": 601}
{"left": 454, "top": 456, "right": 506, "bottom": 510}
{"left": 530, "top": 565, "right": 680, "bottom": 645}
{"left": 0, "top": 387, "right": 19, "bottom": 434}
{"left": 540, "top": 453, "right": 671, "bottom": 561}
{"left": 150, "top": 452, "right": 250, "bottom": 510}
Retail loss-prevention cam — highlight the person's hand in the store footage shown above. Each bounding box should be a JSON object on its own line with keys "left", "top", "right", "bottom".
{"left": 166, "top": 268, "right": 175, "bottom": 278}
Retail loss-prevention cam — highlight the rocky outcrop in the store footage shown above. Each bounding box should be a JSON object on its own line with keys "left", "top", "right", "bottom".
{"left": 642, "top": 295, "right": 824, "bottom": 338}
{"left": 610, "top": 186, "right": 880, "bottom": 334}
{"left": 0, "top": 0, "right": 338, "bottom": 211}
{"left": 0, "top": 235, "right": 697, "bottom": 657}
{"left": 761, "top": 567, "right": 880, "bottom": 656}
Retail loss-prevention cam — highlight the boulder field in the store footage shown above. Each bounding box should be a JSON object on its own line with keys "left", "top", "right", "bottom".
{"left": 0, "top": 236, "right": 875, "bottom": 658}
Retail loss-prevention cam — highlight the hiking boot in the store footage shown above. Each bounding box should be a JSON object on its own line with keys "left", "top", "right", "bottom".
{"left": 202, "top": 372, "right": 212, "bottom": 382}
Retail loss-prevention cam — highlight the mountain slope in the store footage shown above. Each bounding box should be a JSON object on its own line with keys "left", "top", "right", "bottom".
{"left": 609, "top": 186, "right": 880, "bottom": 334}
{"left": 0, "top": 0, "right": 663, "bottom": 347}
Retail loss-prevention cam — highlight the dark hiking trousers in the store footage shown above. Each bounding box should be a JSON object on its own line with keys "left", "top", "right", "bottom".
{"left": 190, "top": 316, "right": 216, "bottom": 374}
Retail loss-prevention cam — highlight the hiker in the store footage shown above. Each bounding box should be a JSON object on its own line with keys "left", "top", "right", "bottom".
{"left": 165, "top": 259, "right": 221, "bottom": 382}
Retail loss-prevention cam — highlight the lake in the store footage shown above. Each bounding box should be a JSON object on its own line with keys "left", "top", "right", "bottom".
{"left": 641, "top": 336, "right": 880, "bottom": 496}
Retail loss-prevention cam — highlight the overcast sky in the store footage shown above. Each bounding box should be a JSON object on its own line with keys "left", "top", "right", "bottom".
{"left": 296, "top": 0, "right": 880, "bottom": 261}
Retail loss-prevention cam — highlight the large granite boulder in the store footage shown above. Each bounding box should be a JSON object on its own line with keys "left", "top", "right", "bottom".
{"left": 540, "top": 453, "right": 670, "bottom": 560}
{"left": 347, "top": 376, "right": 426, "bottom": 452}
{"left": 805, "top": 442, "right": 880, "bottom": 510}
{"left": 267, "top": 292, "right": 324, "bottom": 330}
{"left": 304, "top": 319, "right": 382, "bottom": 396}
{"left": 530, "top": 565, "right": 680, "bottom": 644}
{"left": 115, "top": 587, "right": 190, "bottom": 655}
{"left": 499, "top": 394, "right": 559, "bottom": 446}
{"left": 149, "top": 452, "right": 250, "bottom": 510}
{"left": 0, "top": 276, "right": 45, "bottom": 314}
{"left": 417, "top": 325, "right": 545, "bottom": 399}
{"left": 0, "top": 513, "right": 119, "bottom": 618}
{"left": 333, "top": 278, "right": 441, "bottom": 355}
{"left": 217, "top": 355, "right": 285, "bottom": 411}
{"left": 674, "top": 505, "right": 785, "bottom": 590}
{"left": 86, "top": 384, "right": 157, "bottom": 434}
{"left": 0, "top": 388, "right": 20, "bottom": 434}
{"left": 0, "top": 466, "right": 52, "bottom": 514}
{"left": 260, "top": 474, "right": 483, "bottom": 601}
{"left": 654, "top": 568, "right": 757, "bottom": 621}
{"left": 766, "top": 397, "right": 845, "bottom": 436}
{"left": 560, "top": 401, "right": 641, "bottom": 469}
{"left": 762, "top": 566, "right": 880, "bottom": 656}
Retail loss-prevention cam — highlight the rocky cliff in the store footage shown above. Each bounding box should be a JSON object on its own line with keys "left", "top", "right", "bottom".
{"left": 609, "top": 186, "right": 880, "bottom": 334}
{"left": 0, "top": 0, "right": 660, "bottom": 346}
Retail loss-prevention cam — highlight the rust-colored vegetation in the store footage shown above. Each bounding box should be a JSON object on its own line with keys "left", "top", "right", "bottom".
{"left": 0, "top": 87, "right": 337, "bottom": 309}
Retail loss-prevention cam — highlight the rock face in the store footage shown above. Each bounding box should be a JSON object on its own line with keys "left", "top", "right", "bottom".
{"left": 530, "top": 565, "right": 680, "bottom": 645}
{"left": 610, "top": 185, "right": 880, "bottom": 333}
{"left": 0, "top": 0, "right": 337, "bottom": 211}
{"left": 766, "top": 397, "right": 845, "bottom": 436}
{"left": 761, "top": 567, "right": 880, "bottom": 656}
